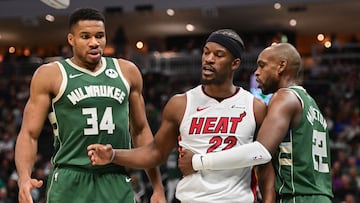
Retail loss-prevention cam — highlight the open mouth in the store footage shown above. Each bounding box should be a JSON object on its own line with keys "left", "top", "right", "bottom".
{"left": 88, "top": 50, "right": 101, "bottom": 58}
{"left": 202, "top": 65, "right": 215, "bottom": 75}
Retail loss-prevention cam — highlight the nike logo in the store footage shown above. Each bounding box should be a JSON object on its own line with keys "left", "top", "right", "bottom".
{"left": 196, "top": 106, "right": 209, "bottom": 112}
{"left": 69, "top": 73, "right": 83, "bottom": 78}
{"left": 200, "top": 155, "right": 204, "bottom": 167}
{"left": 125, "top": 177, "right": 132, "bottom": 182}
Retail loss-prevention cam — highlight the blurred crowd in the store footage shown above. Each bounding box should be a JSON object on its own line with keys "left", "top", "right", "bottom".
{"left": 0, "top": 38, "right": 359, "bottom": 203}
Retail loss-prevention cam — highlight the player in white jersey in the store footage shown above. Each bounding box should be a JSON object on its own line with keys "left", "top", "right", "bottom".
{"left": 176, "top": 85, "right": 258, "bottom": 202}
{"left": 87, "top": 29, "right": 275, "bottom": 203}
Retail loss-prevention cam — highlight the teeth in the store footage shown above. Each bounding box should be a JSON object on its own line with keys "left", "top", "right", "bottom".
{"left": 203, "top": 67, "right": 213, "bottom": 71}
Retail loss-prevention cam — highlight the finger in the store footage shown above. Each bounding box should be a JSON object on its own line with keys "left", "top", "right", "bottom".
{"left": 31, "top": 179, "right": 43, "bottom": 189}
{"left": 87, "top": 143, "right": 101, "bottom": 151}
{"left": 87, "top": 150, "right": 93, "bottom": 157}
{"left": 87, "top": 144, "right": 96, "bottom": 151}
{"left": 90, "top": 156, "right": 97, "bottom": 165}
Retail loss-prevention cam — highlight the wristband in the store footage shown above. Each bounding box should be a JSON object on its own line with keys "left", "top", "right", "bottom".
{"left": 192, "top": 154, "right": 212, "bottom": 171}
{"left": 191, "top": 141, "right": 272, "bottom": 170}
{"left": 192, "top": 154, "right": 203, "bottom": 171}
{"left": 109, "top": 149, "right": 115, "bottom": 163}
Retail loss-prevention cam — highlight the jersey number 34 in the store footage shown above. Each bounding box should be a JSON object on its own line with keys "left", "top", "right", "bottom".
{"left": 82, "top": 107, "right": 115, "bottom": 135}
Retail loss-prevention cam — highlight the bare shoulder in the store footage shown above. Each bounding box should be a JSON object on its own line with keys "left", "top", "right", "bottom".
{"left": 253, "top": 97, "right": 267, "bottom": 111}
{"left": 267, "top": 88, "right": 301, "bottom": 116}
{"left": 268, "top": 88, "right": 303, "bottom": 128}
{"left": 167, "top": 93, "right": 186, "bottom": 108}
{"left": 31, "top": 62, "right": 62, "bottom": 94}
{"left": 116, "top": 58, "right": 138, "bottom": 71}
{"left": 253, "top": 97, "right": 267, "bottom": 126}
{"left": 163, "top": 93, "right": 187, "bottom": 123}
{"left": 116, "top": 58, "right": 142, "bottom": 86}
{"left": 34, "top": 62, "right": 60, "bottom": 76}
{"left": 269, "top": 89, "right": 299, "bottom": 106}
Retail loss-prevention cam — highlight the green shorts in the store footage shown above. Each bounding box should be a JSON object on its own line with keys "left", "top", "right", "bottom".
{"left": 276, "top": 194, "right": 332, "bottom": 203}
{"left": 46, "top": 166, "right": 135, "bottom": 203}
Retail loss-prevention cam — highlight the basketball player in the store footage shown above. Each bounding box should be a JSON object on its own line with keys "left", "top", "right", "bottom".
{"left": 14, "top": 8, "right": 165, "bottom": 203}
{"left": 178, "top": 43, "right": 334, "bottom": 203}
{"left": 87, "top": 29, "right": 275, "bottom": 203}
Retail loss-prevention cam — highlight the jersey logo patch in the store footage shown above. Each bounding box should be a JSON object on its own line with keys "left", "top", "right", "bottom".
{"left": 105, "top": 69, "right": 118, "bottom": 78}
{"left": 196, "top": 106, "right": 209, "bottom": 112}
{"left": 69, "top": 73, "right": 83, "bottom": 78}
{"left": 125, "top": 177, "right": 132, "bottom": 182}
{"left": 231, "top": 105, "right": 245, "bottom": 109}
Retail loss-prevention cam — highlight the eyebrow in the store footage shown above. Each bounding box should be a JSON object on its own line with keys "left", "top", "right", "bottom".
{"left": 79, "top": 31, "right": 105, "bottom": 34}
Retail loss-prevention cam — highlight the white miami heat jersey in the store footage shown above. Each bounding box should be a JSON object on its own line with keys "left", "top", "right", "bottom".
{"left": 176, "top": 85, "right": 257, "bottom": 203}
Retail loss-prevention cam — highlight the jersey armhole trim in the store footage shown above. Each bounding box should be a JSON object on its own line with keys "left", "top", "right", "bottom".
{"left": 112, "top": 58, "right": 130, "bottom": 94}
{"left": 52, "top": 61, "right": 67, "bottom": 103}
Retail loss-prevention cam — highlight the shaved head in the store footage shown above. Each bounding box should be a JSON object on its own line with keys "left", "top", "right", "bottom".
{"left": 269, "top": 43, "right": 303, "bottom": 81}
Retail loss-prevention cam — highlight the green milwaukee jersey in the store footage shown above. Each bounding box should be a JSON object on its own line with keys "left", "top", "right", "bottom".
{"left": 272, "top": 86, "right": 333, "bottom": 198}
{"left": 49, "top": 57, "right": 131, "bottom": 172}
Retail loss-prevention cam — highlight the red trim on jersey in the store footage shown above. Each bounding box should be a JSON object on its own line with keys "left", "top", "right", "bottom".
{"left": 251, "top": 167, "right": 258, "bottom": 203}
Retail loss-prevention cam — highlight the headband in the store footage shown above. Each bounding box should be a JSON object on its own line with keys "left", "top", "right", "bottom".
{"left": 206, "top": 33, "right": 243, "bottom": 59}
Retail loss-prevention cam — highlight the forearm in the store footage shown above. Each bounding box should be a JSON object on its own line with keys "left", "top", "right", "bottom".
{"left": 145, "top": 167, "right": 164, "bottom": 192}
{"left": 192, "top": 141, "right": 272, "bottom": 170}
{"left": 112, "top": 145, "right": 163, "bottom": 169}
{"left": 257, "top": 163, "right": 276, "bottom": 203}
{"left": 15, "top": 134, "right": 38, "bottom": 184}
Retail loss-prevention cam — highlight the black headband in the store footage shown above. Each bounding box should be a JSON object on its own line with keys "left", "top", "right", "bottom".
{"left": 206, "top": 33, "right": 243, "bottom": 59}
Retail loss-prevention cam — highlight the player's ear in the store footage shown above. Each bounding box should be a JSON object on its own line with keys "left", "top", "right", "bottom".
{"left": 232, "top": 58, "right": 241, "bottom": 71}
{"left": 67, "top": 33, "right": 74, "bottom": 46}
{"left": 278, "top": 59, "right": 287, "bottom": 75}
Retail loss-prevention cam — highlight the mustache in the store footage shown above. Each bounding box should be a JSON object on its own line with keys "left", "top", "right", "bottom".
{"left": 88, "top": 48, "right": 101, "bottom": 54}
{"left": 202, "top": 64, "right": 215, "bottom": 72}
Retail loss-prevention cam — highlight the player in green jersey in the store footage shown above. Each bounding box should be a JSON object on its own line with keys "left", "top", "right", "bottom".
{"left": 177, "top": 42, "right": 334, "bottom": 203}
{"left": 14, "top": 8, "right": 165, "bottom": 203}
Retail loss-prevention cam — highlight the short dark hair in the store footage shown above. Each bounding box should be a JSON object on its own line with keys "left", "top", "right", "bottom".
{"left": 69, "top": 8, "right": 105, "bottom": 30}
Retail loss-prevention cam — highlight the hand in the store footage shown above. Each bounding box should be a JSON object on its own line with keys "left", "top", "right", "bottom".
{"left": 87, "top": 144, "right": 114, "bottom": 165}
{"left": 150, "top": 189, "right": 166, "bottom": 203}
{"left": 18, "top": 178, "right": 43, "bottom": 203}
{"left": 178, "top": 149, "right": 196, "bottom": 176}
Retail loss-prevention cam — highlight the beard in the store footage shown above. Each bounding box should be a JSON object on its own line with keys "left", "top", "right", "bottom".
{"left": 259, "top": 80, "right": 278, "bottom": 95}
{"left": 200, "top": 72, "right": 227, "bottom": 85}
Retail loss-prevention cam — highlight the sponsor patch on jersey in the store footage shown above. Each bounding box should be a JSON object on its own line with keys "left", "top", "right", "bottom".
{"left": 105, "top": 69, "right": 118, "bottom": 78}
{"left": 230, "top": 104, "right": 245, "bottom": 110}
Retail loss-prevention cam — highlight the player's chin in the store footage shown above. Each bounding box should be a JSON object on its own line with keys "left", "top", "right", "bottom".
{"left": 86, "top": 59, "right": 101, "bottom": 67}
{"left": 201, "top": 76, "right": 215, "bottom": 84}
{"left": 256, "top": 83, "right": 265, "bottom": 92}
{"left": 260, "top": 87, "right": 271, "bottom": 95}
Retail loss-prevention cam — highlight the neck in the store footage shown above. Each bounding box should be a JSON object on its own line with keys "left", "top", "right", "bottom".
{"left": 70, "top": 57, "right": 102, "bottom": 71}
{"left": 279, "top": 76, "right": 299, "bottom": 88}
{"left": 202, "top": 84, "right": 238, "bottom": 99}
